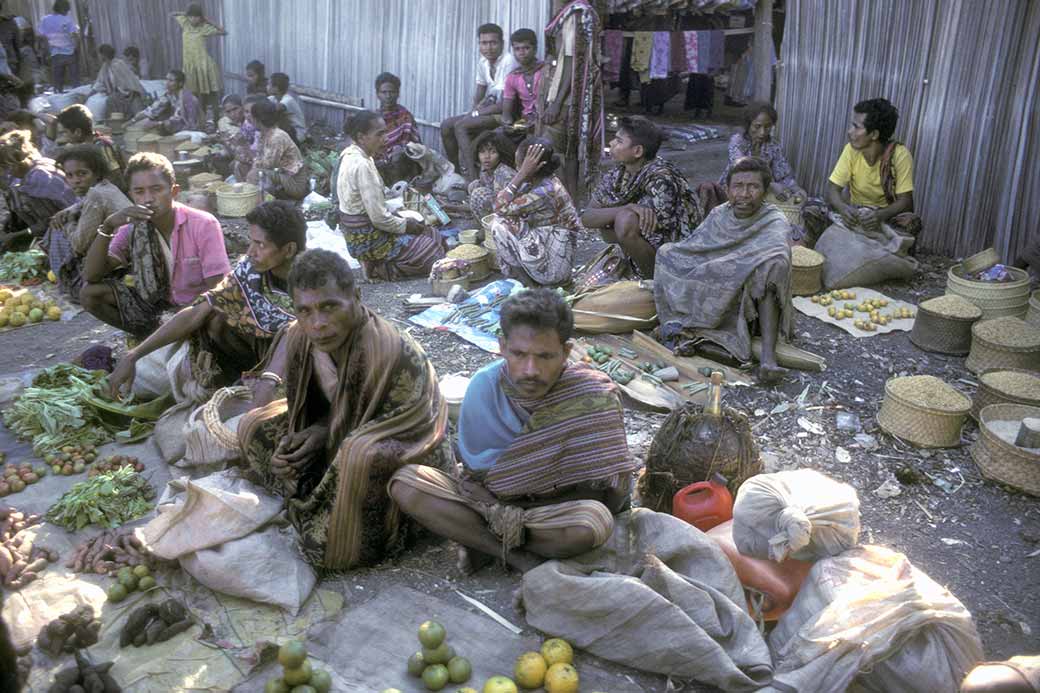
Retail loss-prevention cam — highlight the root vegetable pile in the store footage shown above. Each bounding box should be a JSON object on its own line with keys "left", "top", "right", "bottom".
{"left": 37, "top": 605, "right": 102, "bottom": 656}
{"left": 46, "top": 466, "right": 156, "bottom": 531}
{"left": 88, "top": 455, "right": 144, "bottom": 477}
{"left": 49, "top": 651, "right": 121, "bottom": 693}
{"left": 119, "top": 598, "right": 193, "bottom": 648}
{"left": 0, "top": 506, "right": 57, "bottom": 589}
{"left": 66, "top": 527, "right": 161, "bottom": 576}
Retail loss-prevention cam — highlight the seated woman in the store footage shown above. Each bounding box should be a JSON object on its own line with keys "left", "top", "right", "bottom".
{"left": 467, "top": 130, "right": 516, "bottom": 219}
{"left": 709, "top": 102, "right": 804, "bottom": 211}
{"left": 49, "top": 104, "right": 127, "bottom": 190}
{"left": 216, "top": 94, "right": 259, "bottom": 180}
{"left": 49, "top": 145, "right": 132, "bottom": 298}
{"left": 336, "top": 110, "right": 445, "bottom": 280}
{"left": 374, "top": 71, "right": 421, "bottom": 184}
{"left": 0, "top": 129, "right": 76, "bottom": 252}
{"left": 245, "top": 60, "right": 267, "bottom": 95}
{"left": 654, "top": 157, "right": 793, "bottom": 384}
{"left": 105, "top": 201, "right": 303, "bottom": 399}
{"left": 246, "top": 98, "right": 309, "bottom": 201}
{"left": 90, "top": 43, "right": 145, "bottom": 118}
{"left": 488, "top": 137, "right": 581, "bottom": 287}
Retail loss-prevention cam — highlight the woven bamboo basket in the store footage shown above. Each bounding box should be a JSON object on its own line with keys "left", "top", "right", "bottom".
{"left": 430, "top": 273, "right": 471, "bottom": 296}
{"left": 971, "top": 369, "right": 1040, "bottom": 420}
{"left": 965, "top": 317, "right": 1040, "bottom": 374}
{"left": 215, "top": 183, "right": 260, "bottom": 217}
{"left": 962, "top": 247, "right": 1000, "bottom": 275}
{"left": 909, "top": 294, "right": 982, "bottom": 355}
{"left": 200, "top": 386, "right": 253, "bottom": 450}
{"left": 971, "top": 403, "right": 1040, "bottom": 497}
{"left": 122, "top": 126, "right": 149, "bottom": 152}
{"left": 188, "top": 172, "right": 223, "bottom": 190}
{"left": 447, "top": 244, "right": 490, "bottom": 281}
{"left": 158, "top": 135, "right": 188, "bottom": 161}
{"left": 790, "top": 246, "right": 824, "bottom": 296}
{"left": 877, "top": 375, "right": 970, "bottom": 448}
{"left": 947, "top": 263, "right": 1030, "bottom": 319}
{"left": 765, "top": 193, "right": 803, "bottom": 227}
{"left": 459, "top": 228, "right": 481, "bottom": 245}
{"left": 1025, "top": 291, "right": 1040, "bottom": 328}
{"left": 135, "top": 133, "right": 161, "bottom": 153}
{"left": 479, "top": 215, "right": 500, "bottom": 270}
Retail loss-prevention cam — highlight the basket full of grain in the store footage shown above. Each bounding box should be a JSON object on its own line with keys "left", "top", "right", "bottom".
{"left": 909, "top": 294, "right": 982, "bottom": 355}
{"left": 971, "top": 369, "right": 1040, "bottom": 420}
{"left": 446, "top": 244, "right": 491, "bottom": 282}
{"left": 878, "top": 375, "right": 971, "bottom": 448}
{"left": 791, "top": 246, "right": 824, "bottom": 296}
{"left": 965, "top": 317, "right": 1040, "bottom": 374}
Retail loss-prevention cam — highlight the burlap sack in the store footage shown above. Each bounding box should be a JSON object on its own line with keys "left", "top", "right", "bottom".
{"left": 571, "top": 280, "right": 657, "bottom": 334}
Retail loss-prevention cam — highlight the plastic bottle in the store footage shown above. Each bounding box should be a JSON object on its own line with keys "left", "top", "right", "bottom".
{"left": 672, "top": 472, "right": 733, "bottom": 532}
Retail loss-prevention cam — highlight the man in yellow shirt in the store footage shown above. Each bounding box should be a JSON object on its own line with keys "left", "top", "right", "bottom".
{"left": 804, "top": 98, "right": 921, "bottom": 245}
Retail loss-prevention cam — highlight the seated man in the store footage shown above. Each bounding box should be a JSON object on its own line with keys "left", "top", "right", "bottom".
{"left": 105, "top": 201, "right": 303, "bottom": 399}
{"left": 268, "top": 72, "right": 307, "bottom": 143}
{"left": 48, "top": 145, "right": 132, "bottom": 298}
{"left": 126, "top": 69, "right": 202, "bottom": 134}
{"left": 49, "top": 103, "right": 127, "bottom": 190}
{"left": 90, "top": 43, "right": 145, "bottom": 118}
{"left": 80, "top": 152, "right": 231, "bottom": 339}
{"left": 373, "top": 71, "right": 421, "bottom": 184}
{"left": 803, "top": 97, "right": 920, "bottom": 246}
{"left": 440, "top": 23, "right": 517, "bottom": 180}
{"left": 237, "top": 248, "right": 449, "bottom": 569}
{"left": 499, "top": 28, "right": 545, "bottom": 137}
{"left": 582, "top": 116, "right": 703, "bottom": 278}
{"left": 654, "top": 157, "right": 792, "bottom": 383}
{"left": 390, "top": 289, "right": 637, "bottom": 574}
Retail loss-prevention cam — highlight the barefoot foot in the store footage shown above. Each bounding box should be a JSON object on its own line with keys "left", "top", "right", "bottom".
{"left": 456, "top": 545, "right": 495, "bottom": 576}
{"left": 758, "top": 362, "right": 789, "bottom": 385}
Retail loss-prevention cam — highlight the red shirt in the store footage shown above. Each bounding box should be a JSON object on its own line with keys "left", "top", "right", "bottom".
{"left": 503, "top": 64, "right": 545, "bottom": 119}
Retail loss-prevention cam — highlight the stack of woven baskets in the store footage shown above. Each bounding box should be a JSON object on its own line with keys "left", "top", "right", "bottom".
{"left": 909, "top": 294, "right": 982, "bottom": 355}
{"left": 791, "top": 246, "right": 824, "bottom": 296}
{"left": 878, "top": 375, "right": 971, "bottom": 448}
{"left": 947, "top": 263, "right": 1030, "bottom": 319}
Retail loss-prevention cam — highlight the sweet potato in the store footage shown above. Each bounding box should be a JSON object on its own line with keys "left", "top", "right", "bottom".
{"left": 156, "top": 618, "right": 193, "bottom": 642}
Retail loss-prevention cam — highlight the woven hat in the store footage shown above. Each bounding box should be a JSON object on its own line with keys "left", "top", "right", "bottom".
{"left": 971, "top": 403, "right": 1040, "bottom": 497}
{"left": 909, "top": 294, "right": 982, "bottom": 355}
{"left": 878, "top": 375, "right": 970, "bottom": 448}
{"left": 965, "top": 317, "right": 1040, "bottom": 374}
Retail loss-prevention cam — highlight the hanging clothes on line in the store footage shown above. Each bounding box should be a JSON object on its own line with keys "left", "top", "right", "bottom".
{"left": 603, "top": 30, "right": 625, "bottom": 83}
{"left": 649, "top": 31, "right": 671, "bottom": 79}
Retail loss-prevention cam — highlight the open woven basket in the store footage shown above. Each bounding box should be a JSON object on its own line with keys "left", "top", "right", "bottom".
{"left": 765, "top": 193, "right": 803, "bottom": 227}
{"left": 947, "top": 263, "right": 1030, "bottom": 319}
{"left": 200, "top": 386, "right": 252, "bottom": 451}
{"left": 447, "top": 244, "right": 491, "bottom": 281}
{"left": 216, "top": 183, "right": 260, "bottom": 217}
{"left": 877, "top": 375, "right": 970, "bottom": 448}
{"left": 909, "top": 294, "right": 982, "bottom": 355}
{"left": 962, "top": 247, "right": 1000, "bottom": 275}
{"left": 971, "top": 403, "right": 1040, "bottom": 497}
{"left": 791, "top": 246, "right": 824, "bottom": 296}
{"left": 971, "top": 368, "right": 1040, "bottom": 420}
{"left": 965, "top": 317, "right": 1040, "bottom": 374}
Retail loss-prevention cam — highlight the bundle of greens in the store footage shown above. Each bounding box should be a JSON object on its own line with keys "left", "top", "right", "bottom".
{"left": 3, "top": 365, "right": 113, "bottom": 455}
{"left": 46, "top": 466, "right": 156, "bottom": 531}
{"left": 0, "top": 250, "right": 48, "bottom": 284}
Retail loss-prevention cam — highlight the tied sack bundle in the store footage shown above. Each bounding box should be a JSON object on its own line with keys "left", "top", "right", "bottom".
{"left": 732, "top": 469, "right": 860, "bottom": 562}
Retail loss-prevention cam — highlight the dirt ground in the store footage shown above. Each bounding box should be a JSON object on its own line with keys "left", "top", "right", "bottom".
{"left": 2, "top": 104, "right": 1037, "bottom": 690}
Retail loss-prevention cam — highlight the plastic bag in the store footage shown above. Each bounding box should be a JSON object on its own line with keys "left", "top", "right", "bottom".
{"left": 731, "top": 469, "right": 860, "bottom": 562}
{"left": 768, "top": 545, "right": 983, "bottom": 692}
{"left": 180, "top": 525, "right": 316, "bottom": 614}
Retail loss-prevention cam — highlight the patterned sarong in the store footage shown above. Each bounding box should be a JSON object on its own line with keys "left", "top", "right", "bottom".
{"left": 238, "top": 312, "right": 449, "bottom": 569}
{"left": 338, "top": 212, "right": 445, "bottom": 281}
{"left": 105, "top": 222, "right": 174, "bottom": 337}
{"left": 481, "top": 363, "right": 637, "bottom": 500}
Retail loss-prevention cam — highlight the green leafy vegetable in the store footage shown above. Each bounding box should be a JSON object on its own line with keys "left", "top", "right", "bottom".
{"left": 0, "top": 249, "right": 48, "bottom": 283}
{"left": 45, "top": 466, "right": 156, "bottom": 530}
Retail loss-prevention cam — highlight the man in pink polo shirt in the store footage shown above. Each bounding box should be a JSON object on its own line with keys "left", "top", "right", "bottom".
{"left": 500, "top": 29, "right": 545, "bottom": 134}
{"left": 80, "top": 152, "right": 230, "bottom": 338}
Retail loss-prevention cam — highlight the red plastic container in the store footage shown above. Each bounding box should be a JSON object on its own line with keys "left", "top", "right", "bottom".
{"left": 672, "top": 473, "right": 733, "bottom": 532}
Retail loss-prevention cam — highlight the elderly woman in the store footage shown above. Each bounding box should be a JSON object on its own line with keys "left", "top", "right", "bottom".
{"left": 717, "top": 102, "right": 804, "bottom": 202}
{"left": 47, "top": 145, "right": 132, "bottom": 298}
{"left": 488, "top": 137, "right": 581, "bottom": 287}
{"left": 0, "top": 128, "right": 76, "bottom": 252}
{"left": 467, "top": 130, "right": 516, "bottom": 219}
{"left": 337, "top": 110, "right": 445, "bottom": 280}
{"left": 246, "top": 98, "right": 309, "bottom": 201}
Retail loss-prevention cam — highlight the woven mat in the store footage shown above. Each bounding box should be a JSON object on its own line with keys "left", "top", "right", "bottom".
{"left": 793, "top": 287, "right": 915, "bottom": 338}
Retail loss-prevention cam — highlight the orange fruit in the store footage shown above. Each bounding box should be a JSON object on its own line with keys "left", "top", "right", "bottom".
{"left": 544, "top": 663, "right": 579, "bottom": 693}
{"left": 514, "top": 652, "right": 547, "bottom": 689}
{"left": 540, "top": 638, "right": 573, "bottom": 666}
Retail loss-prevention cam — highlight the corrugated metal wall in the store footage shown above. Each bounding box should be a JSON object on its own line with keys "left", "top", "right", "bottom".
{"left": 776, "top": 0, "right": 1040, "bottom": 259}
{"left": 219, "top": 0, "right": 551, "bottom": 143}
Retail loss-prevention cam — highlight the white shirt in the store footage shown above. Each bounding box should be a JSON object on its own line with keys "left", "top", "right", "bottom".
{"left": 475, "top": 52, "right": 517, "bottom": 104}
{"left": 271, "top": 92, "right": 307, "bottom": 141}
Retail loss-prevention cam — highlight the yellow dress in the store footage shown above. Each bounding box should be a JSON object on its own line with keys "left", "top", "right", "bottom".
{"left": 175, "top": 15, "right": 222, "bottom": 95}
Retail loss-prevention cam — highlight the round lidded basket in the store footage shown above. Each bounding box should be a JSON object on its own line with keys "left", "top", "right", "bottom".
{"left": 791, "top": 246, "right": 824, "bottom": 296}
{"left": 447, "top": 244, "right": 491, "bottom": 282}
{"left": 877, "top": 375, "right": 971, "bottom": 448}
{"left": 215, "top": 183, "right": 260, "bottom": 218}
{"left": 962, "top": 247, "right": 1000, "bottom": 275}
{"left": 1025, "top": 290, "right": 1040, "bottom": 329}
{"left": 971, "top": 368, "right": 1040, "bottom": 420}
{"left": 965, "top": 317, "right": 1040, "bottom": 374}
{"left": 971, "top": 403, "right": 1040, "bottom": 497}
{"left": 909, "top": 294, "right": 982, "bottom": 355}
{"left": 947, "top": 263, "right": 1030, "bottom": 319}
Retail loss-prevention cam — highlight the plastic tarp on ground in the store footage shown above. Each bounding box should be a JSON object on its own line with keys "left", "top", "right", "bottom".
{"left": 410, "top": 279, "right": 525, "bottom": 353}
{"left": 522, "top": 508, "right": 774, "bottom": 691}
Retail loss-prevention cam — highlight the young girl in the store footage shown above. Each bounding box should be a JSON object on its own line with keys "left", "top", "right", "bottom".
{"left": 467, "top": 130, "right": 515, "bottom": 219}
{"left": 171, "top": 3, "right": 226, "bottom": 123}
